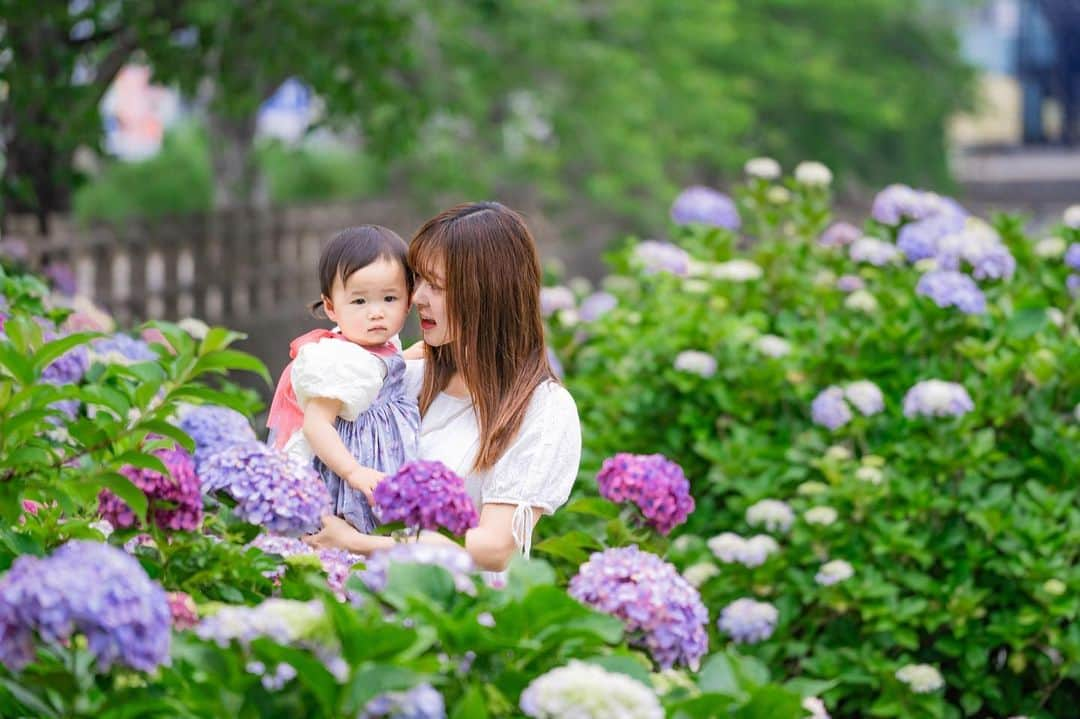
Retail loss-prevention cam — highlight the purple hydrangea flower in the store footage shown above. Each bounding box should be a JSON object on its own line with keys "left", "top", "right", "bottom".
{"left": 835, "top": 274, "right": 865, "bottom": 293}
{"left": 361, "top": 682, "right": 446, "bottom": 719}
{"left": 903, "top": 380, "right": 974, "bottom": 419}
{"left": 717, "top": 598, "right": 779, "bottom": 644}
{"left": 849, "top": 237, "right": 900, "bottom": 266}
{"left": 546, "top": 346, "right": 563, "bottom": 380}
{"left": 935, "top": 223, "right": 1016, "bottom": 280}
{"left": 373, "top": 460, "right": 479, "bottom": 536}
{"left": 540, "top": 286, "right": 575, "bottom": 317}
{"left": 670, "top": 186, "right": 741, "bottom": 230}
{"left": 595, "top": 453, "right": 695, "bottom": 535}
{"left": 201, "top": 440, "right": 330, "bottom": 536}
{"left": 43, "top": 262, "right": 78, "bottom": 296}
{"left": 92, "top": 333, "right": 157, "bottom": 362}
{"left": 811, "top": 387, "right": 853, "bottom": 431}
{"left": 915, "top": 270, "right": 986, "bottom": 315}
{"left": 633, "top": 241, "right": 691, "bottom": 276}
{"left": 897, "top": 212, "right": 966, "bottom": 262}
{"left": 1069, "top": 274, "right": 1080, "bottom": 295}
{"left": 1066, "top": 243, "right": 1080, "bottom": 272}
{"left": 872, "top": 185, "right": 966, "bottom": 226}
{"left": 0, "top": 540, "right": 170, "bottom": 673}
{"left": 818, "top": 222, "right": 861, "bottom": 248}
{"left": 359, "top": 543, "right": 476, "bottom": 595}
{"left": 41, "top": 339, "right": 90, "bottom": 386}
{"left": 168, "top": 591, "right": 199, "bottom": 630}
{"left": 568, "top": 546, "right": 709, "bottom": 670}
{"left": 578, "top": 291, "right": 617, "bottom": 321}
{"left": 98, "top": 445, "right": 202, "bottom": 532}
{"left": 248, "top": 534, "right": 362, "bottom": 598}
{"left": 177, "top": 405, "right": 257, "bottom": 471}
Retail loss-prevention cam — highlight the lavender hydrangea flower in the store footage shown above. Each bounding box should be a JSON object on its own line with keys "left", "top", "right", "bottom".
{"left": 915, "top": 270, "right": 986, "bottom": 315}
{"left": 673, "top": 350, "right": 717, "bottom": 378}
{"left": 872, "top": 185, "right": 966, "bottom": 226}
{"left": 569, "top": 546, "right": 709, "bottom": 670}
{"left": 0, "top": 541, "right": 170, "bottom": 673}
{"left": 177, "top": 405, "right": 257, "bottom": 470}
{"left": 361, "top": 682, "right": 446, "bottom": 719}
{"left": 248, "top": 534, "right": 362, "bottom": 598}
{"left": 595, "top": 453, "right": 695, "bottom": 535}
{"left": 520, "top": 660, "right": 664, "bottom": 719}
{"left": 717, "top": 598, "right": 779, "bottom": 643}
{"left": 896, "top": 212, "right": 966, "bottom": 262}
{"left": 1066, "top": 243, "right": 1080, "bottom": 272}
{"left": 168, "top": 591, "right": 199, "bottom": 630}
{"left": 670, "top": 186, "right": 741, "bottom": 230}
{"left": 373, "top": 460, "right": 479, "bottom": 535}
{"left": 902, "top": 380, "right": 974, "bottom": 419}
{"left": 803, "top": 697, "right": 831, "bottom": 719}
{"left": 835, "top": 274, "right": 865, "bottom": 293}
{"left": 201, "top": 440, "right": 330, "bottom": 536}
{"left": 98, "top": 445, "right": 202, "bottom": 532}
{"left": 935, "top": 221, "right": 1016, "bottom": 280}
{"left": 91, "top": 333, "right": 158, "bottom": 363}
{"left": 578, "top": 291, "right": 617, "bottom": 321}
{"left": 43, "top": 262, "right": 78, "bottom": 296}
{"left": 818, "top": 222, "right": 861, "bottom": 248}
{"left": 811, "top": 387, "right": 853, "bottom": 430}
{"left": 540, "top": 286, "right": 576, "bottom": 317}
{"left": 849, "top": 237, "right": 900, "bottom": 266}
{"left": 41, "top": 338, "right": 90, "bottom": 386}
{"left": 546, "top": 346, "right": 563, "bottom": 380}
{"left": 1069, "top": 274, "right": 1080, "bottom": 295}
{"left": 358, "top": 544, "right": 476, "bottom": 595}
{"left": 844, "top": 380, "right": 884, "bottom": 416}
{"left": 633, "top": 241, "right": 692, "bottom": 276}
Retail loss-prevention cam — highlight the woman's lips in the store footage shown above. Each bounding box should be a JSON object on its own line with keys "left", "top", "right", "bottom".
{"left": 420, "top": 319, "right": 436, "bottom": 330}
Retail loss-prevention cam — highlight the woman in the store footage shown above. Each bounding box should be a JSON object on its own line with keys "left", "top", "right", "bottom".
{"left": 304, "top": 202, "right": 581, "bottom": 571}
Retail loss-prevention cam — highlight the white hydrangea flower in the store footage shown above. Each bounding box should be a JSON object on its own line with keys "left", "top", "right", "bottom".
{"left": 756, "top": 334, "right": 791, "bottom": 358}
{"left": 671, "top": 535, "right": 696, "bottom": 553}
{"left": 813, "top": 269, "right": 837, "bottom": 287}
{"left": 1046, "top": 307, "right": 1064, "bottom": 328}
{"left": 804, "top": 506, "right": 838, "bottom": 526}
{"left": 855, "top": 466, "right": 884, "bottom": 485}
{"left": 844, "top": 290, "right": 879, "bottom": 313}
{"left": 740, "top": 535, "right": 780, "bottom": 567}
{"left": 825, "top": 445, "right": 852, "bottom": 462}
{"left": 683, "top": 562, "right": 720, "bottom": 588}
{"left": 795, "top": 161, "right": 833, "bottom": 187}
{"left": 707, "top": 532, "right": 745, "bottom": 562}
{"left": 802, "top": 696, "right": 831, "bottom": 719}
{"left": 767, "top": 186, "right": 792, "bottom": 204}
{"left": 849, "top": 237, "right": 901, "bottom": 266}
{"left": 540, "top": 286, "right": 576, "bottom": 316}
{"left": 815, "top": 559, "right": 854, "bottom": 586}
{"left": 1043, "top": 578, "right": 1066, "bottom": 596}
{"left": 797, "top": 481, "right": 828, "bottom": 496}
{"left": 895, "top": 663, "right": 945, "bottom": 693}
{"left": 682, "top": 279, "right": 711, "bottom": 294}
{"left": 89, "top": 519, "right": 114, "bottom": 538}
{"left": 746, "top": 499, "right": 795, "bottom": 533}
{"left": 1034, "top": 236, "right": 1066, "bottom": 259}
{"left": 844, "top": 380, "right": 884, "bottom": 416}
{"left": 519, "top": 660, "right": 664, "bottom": 719}
{"left": 1064, "top": 204, "right": 1080, "bottom": 229}
{"left": 178, "top": 317, "right": 210, "bottom": 339}
{"left": 568, "top": 276, "right": 593, "bottom": 295}
{"left": 556, "top": 308, "right": 579, "bottom": 326}
{"left": 712, "top": 259, "right": 764, "bottom": 282}
{"left": 674, "top": 350, "right": 717, "bottom": 378}
{"left": 745, "top": 157, "right": 782, "bottom": 180}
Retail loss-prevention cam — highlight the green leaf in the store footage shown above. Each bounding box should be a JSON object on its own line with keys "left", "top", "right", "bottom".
{"left": 584, "top": 654, "right": 653, "bottom": 687}
{"left": 169, "top": 386, "right": 254, "bottom": 414}
{"left": 113, "top": 450, "right": 170, "bottom": 477}
{"left": 192, "top": 349, "right": 271, "bottom": 386}
{"left": 138, "top": 420, "right": 197, "bottom": 452}
{"left": 95, "top": 472, "right": 149, "bottom": 521}
{"left": 0, "top": 677, "right": 60, "bottom": 718}
{"left": 250, "top": 638, "right": 339, "bottom": 716}
{"left": 31, "top": 331, "right": 99, "bottom": 373}
{"left": 344, "top": 665, "right": 423, "bottom": 714}
{"left": 0, "top": 341, "right": 35, "bottom": 384}
{"left": 80, "top": 385, "right": 132, "bottom": 418}
{"left": 450, "top": 685, "right": 489, "bottom": 719}
{"left": 1005, "top": 307, "right": 1046, "bottom": 340}
{"left": 532, "top": 529, "right": 602, "bottom": 565}
{"left": 199, "top": 327, "right": 246, "bottom": 355}
{"left": 563, "top": 496, "right": 620, "bottom": 519}
{"left": 734, "top": 685, "right": 805, "bottom": 719}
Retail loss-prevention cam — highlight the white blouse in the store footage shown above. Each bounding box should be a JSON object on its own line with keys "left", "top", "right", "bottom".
{"left": 281, "top": 338, "right": 386, "bottom": 464}
{"left": 404, "top": 360, "right": 581, "bottom": 557}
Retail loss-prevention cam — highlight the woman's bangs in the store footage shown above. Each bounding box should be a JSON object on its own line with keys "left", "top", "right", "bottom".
{"left": 407, "top": 233, "right": 446, "bottom": 284}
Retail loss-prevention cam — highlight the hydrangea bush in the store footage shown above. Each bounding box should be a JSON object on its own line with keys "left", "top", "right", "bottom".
{"left": 545, "top": 174, "right": 1080, "bottom": 718}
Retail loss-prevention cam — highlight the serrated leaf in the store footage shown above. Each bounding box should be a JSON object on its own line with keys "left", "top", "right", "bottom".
{"left": 0, "top": 341, "right": 34, "bottom": 384}
{"left": 199, "top": 327, "right": 246, "bottom": 355}
{"left": 192, "top": 350, "right": 271, "bottom": 386}
{"left": 138, "top": 420, "right": 196, "bottom": 452}
{"left": 31, "top": 332, "right": 99, "bottom": 373}
{"left": 113, "top": 450, "right": 170, "bottom": 477}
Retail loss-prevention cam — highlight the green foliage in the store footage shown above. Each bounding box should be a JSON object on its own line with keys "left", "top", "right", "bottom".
{"left": 545, "top": 173, "right": 1080, "bottom": 718}
{"left": 258, "top": 140, "right": 383, "bottom": 206}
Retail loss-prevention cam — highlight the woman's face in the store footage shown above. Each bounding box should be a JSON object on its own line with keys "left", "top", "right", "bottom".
{"left": 412, "top": 259, "right": 450, "bottom": 346}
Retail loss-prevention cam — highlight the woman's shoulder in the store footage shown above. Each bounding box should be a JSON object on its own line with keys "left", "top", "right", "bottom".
{"left": 524, "top": 380, "right": 578, "bottom": 423}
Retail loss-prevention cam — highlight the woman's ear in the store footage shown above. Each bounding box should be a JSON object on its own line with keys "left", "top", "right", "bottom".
{"left": 322, "top": 295, "right": 337, "bottom": 322}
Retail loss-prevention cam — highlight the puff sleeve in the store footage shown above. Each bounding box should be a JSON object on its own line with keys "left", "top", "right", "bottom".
{"left": 290, "top": 339, "right": 386, "bottom": 420}
{"left": 481, "top": 382, "right": 582, "bottom": 557}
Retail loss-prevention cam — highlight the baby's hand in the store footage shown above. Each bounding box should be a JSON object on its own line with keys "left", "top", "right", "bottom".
{"left": 345, "top": 466, "right": 385, "bottom": 505}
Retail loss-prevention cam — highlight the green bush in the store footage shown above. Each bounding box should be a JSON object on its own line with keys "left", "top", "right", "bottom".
{"left": 543, "top": 172, "right": 1080, "bottom": 718}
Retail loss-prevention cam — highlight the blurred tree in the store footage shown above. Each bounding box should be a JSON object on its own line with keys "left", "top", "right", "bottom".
{"left": 403, "top": 0, "right": 973, "bottom": 230}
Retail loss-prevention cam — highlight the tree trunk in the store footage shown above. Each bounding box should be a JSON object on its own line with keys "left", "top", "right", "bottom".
{"left": 205, "top": 108, "right": 268, "bottom": 209}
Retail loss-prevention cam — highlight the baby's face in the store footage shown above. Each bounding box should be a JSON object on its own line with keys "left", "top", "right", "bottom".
{"left": 323, "top": 257, "right": 410, "bottom": 347}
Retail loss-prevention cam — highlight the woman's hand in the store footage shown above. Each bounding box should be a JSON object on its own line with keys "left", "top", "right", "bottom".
{"left": 402, "top": 340, "right": 426, "bottom": 360}
{"left": 304, "top": 515, "right": 365, "bottom": 552}
{"left": 345, "top": 466, "right": 385, "bottom": 504}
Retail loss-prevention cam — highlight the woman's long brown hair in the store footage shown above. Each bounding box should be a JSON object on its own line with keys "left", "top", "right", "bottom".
{"left": 408, "top": 202, "right": 554, "bottom": 472}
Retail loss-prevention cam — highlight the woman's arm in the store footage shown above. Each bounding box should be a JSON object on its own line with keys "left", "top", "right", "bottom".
{"left": 303, "top": 502, "right": 541, "bottom": 571}
{"left": 302, "top": 397, "right": 384, "bottom": 503}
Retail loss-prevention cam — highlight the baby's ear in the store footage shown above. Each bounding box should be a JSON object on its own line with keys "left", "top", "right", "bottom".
{"left": 321, "top": 295, "right": 336, "bottom": 320}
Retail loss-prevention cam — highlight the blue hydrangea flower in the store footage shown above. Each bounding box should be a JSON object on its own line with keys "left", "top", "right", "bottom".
{"left": 177, "top": 405, "right": 257, "bottom": 471}
{"left": 41, "top": 340, "right": 90, "bottom": 386}
{"left": 915, "top": 270, "right": 986, "bottom": 315}
{"left": 897, "top": 212, "right": 966, "bottom": 262}
{"left": 670, "top": 186, "right": 741, "bottom": 230}
{"left": 902, "top": 380, "right": 974, "bottom": 419}
{"left": 1066, "top": 243, "right": 1080, "bottom": 272}
{"left": 717, "top": 598, "right": 779, "bottom": 644}
{"left": 811, "top": 387, "right": 853, "bottom": 431}
{"left": 632, "top": 241, "right": 691, "bottom": 276}
{"left": 361, "top": 682, "right": 446, "bottom": 719}
{"left": 91, "top": 333, "right": 157, "bottom": 363}
{"left": 578, "top": 291, "right": 617, "bottom": 321}
{"left": 200, "top": 440, "right": 330, "bottom": 536}
{"left": 568, "top": 546, "right": 709, "bottom": 670}
{"left": 0, "top": 541, "right": 170, "bottom": 673}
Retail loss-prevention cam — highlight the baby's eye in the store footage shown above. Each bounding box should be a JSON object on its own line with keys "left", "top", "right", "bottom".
{"left": 384, "top": 295, "right": 398, "bottom": 302}
{"left": 351, "top": 298, "right": 366, "bottom": 305}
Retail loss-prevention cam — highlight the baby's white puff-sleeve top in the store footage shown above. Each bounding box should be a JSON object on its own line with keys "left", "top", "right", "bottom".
{"left": 281, "top": 339, "right": 386, "bottom": 464}
{"left": 404, "top": 360, "right": 581, "bottom": 557}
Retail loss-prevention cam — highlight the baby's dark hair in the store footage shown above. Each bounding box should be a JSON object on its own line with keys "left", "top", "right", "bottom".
{"left": 311, "top": 225, "right": 413, "bottom": 317}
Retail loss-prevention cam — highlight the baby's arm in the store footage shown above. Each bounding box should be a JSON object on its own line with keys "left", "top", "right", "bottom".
{"left": 302, "top": 397, "right": 384, "bottom": 503}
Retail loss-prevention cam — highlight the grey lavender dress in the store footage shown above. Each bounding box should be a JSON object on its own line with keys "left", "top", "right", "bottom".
{"left": 313, "top": 351, "right": 420, "bottom": 532}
